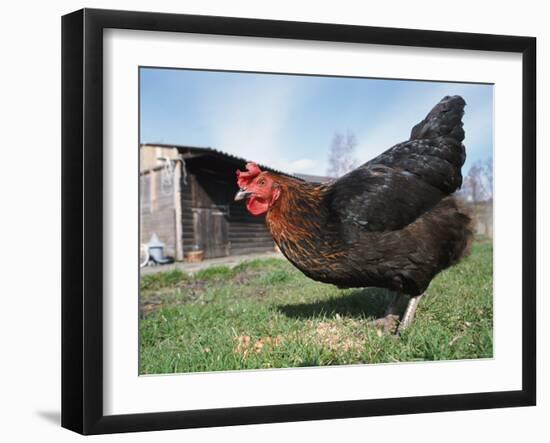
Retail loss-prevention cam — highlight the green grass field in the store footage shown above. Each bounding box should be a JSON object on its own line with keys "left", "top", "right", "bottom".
{"left": 139, "top": 240, "right": 493, "bottom": 374}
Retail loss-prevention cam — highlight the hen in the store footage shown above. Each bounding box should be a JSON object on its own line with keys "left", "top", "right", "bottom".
{"left": 235, "top": 95, "right": 473, "bottom": 334}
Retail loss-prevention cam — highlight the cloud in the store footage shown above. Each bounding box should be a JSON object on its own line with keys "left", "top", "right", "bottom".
{"left": 195, "top": 75, "right": 315, "bottom": 171}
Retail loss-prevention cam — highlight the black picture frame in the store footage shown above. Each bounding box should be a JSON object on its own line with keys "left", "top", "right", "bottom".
{"left": 61, "top": 8, "right": 536, "bottom": 435}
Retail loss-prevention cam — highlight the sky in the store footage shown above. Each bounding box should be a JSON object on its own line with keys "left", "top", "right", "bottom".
{"left": 140, "top": 68, "right": 493, "bottom": 176}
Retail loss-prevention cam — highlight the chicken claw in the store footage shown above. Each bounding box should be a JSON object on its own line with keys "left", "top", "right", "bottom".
{"left": 371, "top": 293, "right": 405, "bottom": 335}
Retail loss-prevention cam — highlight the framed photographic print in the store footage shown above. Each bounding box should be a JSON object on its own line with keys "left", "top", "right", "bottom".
{"left": 61, "top": 8, "right": 536, "bottom": 435}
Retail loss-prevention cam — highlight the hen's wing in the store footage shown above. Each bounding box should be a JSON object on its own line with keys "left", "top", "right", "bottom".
{"left": 325, "top": 95, "right": 466, "bottom": 234}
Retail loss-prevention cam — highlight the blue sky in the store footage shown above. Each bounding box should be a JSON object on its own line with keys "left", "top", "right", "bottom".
{"left": 140, "top": 68, "right": 493, "bottom": 176}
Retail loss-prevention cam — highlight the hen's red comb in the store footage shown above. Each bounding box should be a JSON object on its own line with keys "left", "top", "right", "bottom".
{"left": 236, "top": 162, "right": 262, "bottom": 189}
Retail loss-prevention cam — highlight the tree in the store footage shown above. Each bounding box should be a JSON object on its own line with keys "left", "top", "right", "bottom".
{"left": 461, "top": 157, "right": 494, "bottom": 237}
{"left": 463, "top": 163, "right": 486, "bottom": 204}
{"left": 462, "top": 158, "right": 493, "bottom": 204}
{"left": 483, "top": 157, "right": 493, "bottom": 201}
{"left": 326, "top": 130, "right": 359, "bottom": 178}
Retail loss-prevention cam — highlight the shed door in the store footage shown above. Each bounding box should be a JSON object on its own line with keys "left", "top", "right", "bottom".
{"left": 193, "top": 207, "right": 229, "bottom": 259}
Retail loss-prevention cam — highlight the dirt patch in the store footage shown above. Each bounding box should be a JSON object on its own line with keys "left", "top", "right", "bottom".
{"left": 234, "top": 334, "right": 283, "bottom": 358}
{"left": 233, "top": 319, "right": 368, "bottom": 359}
{"left": 140, "top": 269, "right": 275, "bottom": 317}
{"left": 231, "top": 270, "right": 264, "bottom": 285}
{"left": 309, "top": 320, "right": 365, "bottom": 353}
{"left": 140, "top": 298, "right": 164, "bottom": 317}
{"left": 140, "top": 280, "right": 208, "bottom": 317}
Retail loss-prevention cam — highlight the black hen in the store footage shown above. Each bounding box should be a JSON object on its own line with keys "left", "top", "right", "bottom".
{"left": 235, "top": 95, "right": 473, "bottom": 333}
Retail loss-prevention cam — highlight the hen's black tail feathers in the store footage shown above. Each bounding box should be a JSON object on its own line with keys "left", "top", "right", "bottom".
{"left": 410, "top": 95, "right": 466, "bottom": 143}
{"left": 364, "top": 95, "right": 467, "bottom": 195}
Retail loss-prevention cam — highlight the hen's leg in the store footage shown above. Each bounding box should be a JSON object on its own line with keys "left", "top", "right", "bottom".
{"left": 372, "top": 293, "right": 405, "bottom": 334}
{"left": 397, "top": 293, "right": 424, "bottom": 334}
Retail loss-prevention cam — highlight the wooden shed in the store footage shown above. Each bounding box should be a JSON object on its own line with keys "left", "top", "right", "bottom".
{"left": 140, "top": 144, "right": 299, "bottom": 261}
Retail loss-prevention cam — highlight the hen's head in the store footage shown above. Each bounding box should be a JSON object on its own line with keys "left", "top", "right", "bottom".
{"left": 235, "top": 162, "right": 281, "bottom": 216}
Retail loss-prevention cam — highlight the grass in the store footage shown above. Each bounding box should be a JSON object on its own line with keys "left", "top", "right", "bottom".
{"left": 139, "top": 240, "right": 493, "bottom": 374}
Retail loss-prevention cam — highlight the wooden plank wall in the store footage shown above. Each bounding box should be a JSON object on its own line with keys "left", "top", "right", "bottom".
{"left": 180, "top": 177, "right": 195, "bottom": 252}
{"left": 140, "top": 153, "right": 277, "bottom": 261}
{"left": 140, "top": 170, "right": 177, "bottom": 258}
{"left": 227, "top": 203, "right": 275, "bottom": 256}
{"left": 184, "top": 157, "right": 276, "bottom": 257}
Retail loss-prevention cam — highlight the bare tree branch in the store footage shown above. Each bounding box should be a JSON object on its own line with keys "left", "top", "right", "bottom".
{"left": 326, "top": 130, "right": 359, "bottom": 177}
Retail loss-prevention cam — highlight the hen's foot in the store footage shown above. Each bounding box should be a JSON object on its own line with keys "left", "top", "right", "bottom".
{"left": 371, "top": 314, "right": 400, "bottom": 334}
{"left": 371, "top": 293, "right": 406, "bottom": 335}
{"left": 397, "top": 293, "right": 424, "bottom": 335}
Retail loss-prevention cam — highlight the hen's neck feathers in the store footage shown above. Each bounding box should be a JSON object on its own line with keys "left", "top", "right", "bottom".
{"left": 265, "top": 175, "right": 325, "bottom": 246}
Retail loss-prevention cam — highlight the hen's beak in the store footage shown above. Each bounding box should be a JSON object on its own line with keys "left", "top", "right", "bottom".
{"left": 234, "top": 189, "right": 252, "bottom": 201}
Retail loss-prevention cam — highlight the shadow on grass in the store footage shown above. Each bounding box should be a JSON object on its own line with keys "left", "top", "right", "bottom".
{"left": 278, "top": 287, "right": 405, "bottom": 320}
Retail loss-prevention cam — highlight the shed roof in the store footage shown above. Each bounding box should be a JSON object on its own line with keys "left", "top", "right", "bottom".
{"left": 140, "top": 143, "right": 302, "bottom": 180}
{"left": 293, "top": 173, "right": 333, "bottom": 183}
